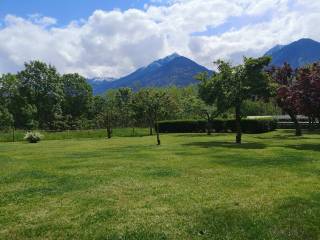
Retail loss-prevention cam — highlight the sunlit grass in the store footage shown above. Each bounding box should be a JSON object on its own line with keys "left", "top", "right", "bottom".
{"left": 0, "top": 130, "right": 319, "bottom": 239}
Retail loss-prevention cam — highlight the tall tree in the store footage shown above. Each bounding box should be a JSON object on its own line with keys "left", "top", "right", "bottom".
{"left": 132, "top": 88, "right": 174, "bottom": 144}
{"left": 197, "top": 72, "right": 228, "bottom": 135}
{"left": 95, "top": 90, "right": 118, "bottom": 139}
{"left": 114, "top": 88, "right": 133, "bottom": 128}
{"left": 17, "top": 61, "right": 63, "bottom": 129}
{"left": 268, "top": 63, "right": 302, "bottom": 136}
{"left": 200, "top": 57, "right": 272, "bottom": 143}
{"left": 61, "top": 73, "right": 93, "bottom": 126}
{"left": 0, "top": 74, "right": 37, "bottom": 130}
{"left": 0, "top": 105, "right": 13, "bottom": 130}
{"left": 0, "top": 74, "right": 15, "bottom": 129}
{"left": 295, "top": 63, "right": 320, "bottom": 126}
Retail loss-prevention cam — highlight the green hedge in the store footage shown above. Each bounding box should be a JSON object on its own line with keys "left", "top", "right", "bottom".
{"left": 157, "top": 119, "right": 277, "bottom": 134}
{"left": 156, "top": 120, "right": 207, "bottom": 133}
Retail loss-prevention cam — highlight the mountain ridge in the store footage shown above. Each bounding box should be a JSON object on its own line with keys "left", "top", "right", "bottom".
{"left": 88, "top": 54, "right": 212, "bottom": 95}
{"left": 89, "top": 38, "right": 320, "bottom": 95}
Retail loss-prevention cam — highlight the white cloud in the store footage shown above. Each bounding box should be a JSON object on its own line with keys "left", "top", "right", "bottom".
{"left": 0, "top": 0, "right": 320, "bottom": 77}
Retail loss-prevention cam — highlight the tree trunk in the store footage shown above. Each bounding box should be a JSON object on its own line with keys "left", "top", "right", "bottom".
{"left": 12, "top": 127, "right": 15, "bottom": 142}
{"left": 206, "top": 114, "right": 212, "bottom": 135}
{"left": 235, "top": 104, "right": 242, "bottom": 144}
{"left": 156, "top": 127, "right": 161, "bottom": 145}
{"left": 288, "top": 112, "right": 302, "bottom": 136}
{"left": 308, "top": 116, "right": 315, "bottom": 132}
{"left": 155, "top": 117, "right": 160, "bottom": 145}
{"left": 149, "top": 126, "right": 153, "bottom": 136}
{"left": 107, "top": 127, "right": 112, "bottom": 139}
{"left": 106, "top": 112, "right": 112, "bottom": 139}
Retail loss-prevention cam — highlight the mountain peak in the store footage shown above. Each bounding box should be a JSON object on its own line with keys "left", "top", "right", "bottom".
{"left": 294, "top": 38, "right": 318, "bottom": 44}
{"left": 265, "top": 38, "right": 320, "bottom": 68}
{"left": 150, "top": 53, "right": 181, "bottom": 66}
{"left": 88, "top": 54, "right": 212, "bottom": 94}
{"left": 165, "top": 52, "right": 181, "bottom": 59}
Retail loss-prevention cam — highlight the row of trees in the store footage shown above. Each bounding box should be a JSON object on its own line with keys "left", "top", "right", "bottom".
{"left": 4, "top": 58, "right": 317, "bottom": 144}
{"left": 0, "top": 60, "right": 280, "bottom": 134}
{"left": 0, "top": 61, "right": 93, "bottom": 130}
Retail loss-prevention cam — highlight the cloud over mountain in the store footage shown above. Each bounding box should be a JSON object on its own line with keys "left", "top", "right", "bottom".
{"left": 0, "top": 0, "right": 320, "bottom": 78}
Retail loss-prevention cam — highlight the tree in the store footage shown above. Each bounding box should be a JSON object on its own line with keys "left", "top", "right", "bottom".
{"left": 295, "top": 63, "right": 320, "bottom": 126}
{"left": 61, "top": 73, "right": 93, "bottom": 128}
{"left": 165, "top": 86, "right": 199, "bottom": 120}
{"left": 0, "top": 74, "right": 19, "bottom": 128}
{"left": 268, "top": 63, "right": 302, "bottom": 136}
{"left": 197, "top": 72, "right": 228, "bottom": 135}
{"left": 132, "top": 89, "right": 154, "bottom": 135}
{"left": 200, "top": 57, "right": 272, "bottom": 143}
{"left": 132, "top": 88, "right": 174, "bottom": 145}
{"left": 114, "top": 88, "right": 133, "bottom": 128}
{"left": 95, "top": 91, "right": 118, "bottom": 139}
{"left": 17, "top": 61, "right": 63, "bottom": 129}
{"left": 0, "top": 106, "right": 13, "bottom": 130}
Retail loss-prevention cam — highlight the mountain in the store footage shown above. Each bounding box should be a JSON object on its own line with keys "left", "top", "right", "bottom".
{"left": 264, "top": 44, "right": 284, "bottom": 56}
{"left": 87, "top": 77, "right": 116, "bottom": 95}
{"left": 265, "top": 38, "right": 320, "bottom": 68}
{"left": 87, "top": 53, "right": 212, "bottom": 95}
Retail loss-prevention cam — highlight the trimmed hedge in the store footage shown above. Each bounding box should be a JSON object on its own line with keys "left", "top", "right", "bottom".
{"left": 278, "top": 122, "right": 319, "bottom": 129}
{"left": 157, "top": 118, "right": 277, "bottom": 134}
{"left": 156, "top": 120, "right": 207, "bottom": 133}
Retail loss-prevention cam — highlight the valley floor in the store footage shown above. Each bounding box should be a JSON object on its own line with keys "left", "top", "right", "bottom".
{"left": 0, "top": 130, "right": 320, "bottom": 239}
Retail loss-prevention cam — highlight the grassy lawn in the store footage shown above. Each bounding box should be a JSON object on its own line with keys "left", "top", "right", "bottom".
{"left": 0, "top": 130, "right": 319, "bottom": 239}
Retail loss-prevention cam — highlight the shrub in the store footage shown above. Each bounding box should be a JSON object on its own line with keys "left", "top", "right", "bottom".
{"left": 24, "top": 131, "right": 43, "bottom": 143}
{"left": 157, "top": 118, "right": 277, "bottom": 134}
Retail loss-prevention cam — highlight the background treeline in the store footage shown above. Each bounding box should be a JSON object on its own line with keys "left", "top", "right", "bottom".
{"left": 0, "top": 60, "right": 281, "bottom": 132}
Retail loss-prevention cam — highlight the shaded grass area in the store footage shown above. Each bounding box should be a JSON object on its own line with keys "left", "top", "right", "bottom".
{"left": 0, "top": 128, "right": 149, "bottom": 142}
{"left": 0, "top": 130, "right": 320, "bottom": 239}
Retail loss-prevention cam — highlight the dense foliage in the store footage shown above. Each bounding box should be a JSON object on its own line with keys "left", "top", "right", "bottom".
{"left": 197, "top": 57, "right": 273, "bottom": 143}
{"left": 269, "top": 62, "right": 320, "bottom": 135}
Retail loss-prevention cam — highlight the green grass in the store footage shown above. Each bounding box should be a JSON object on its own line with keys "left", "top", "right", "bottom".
{"left": 0, "top": 128, "right": 149, "bottom": 142}
{"left": 0, "top": 130, "right": 320, "bottom": 239}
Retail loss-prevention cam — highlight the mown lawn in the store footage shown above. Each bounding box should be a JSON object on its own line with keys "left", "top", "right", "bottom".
{"left": 0, "top": 130, "right": 319, "bottom": 240}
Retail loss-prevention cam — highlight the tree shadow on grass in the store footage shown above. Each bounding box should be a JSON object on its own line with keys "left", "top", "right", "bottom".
{"left": 281, "top": 129, "right": 320, "bottom": 134}
{"left": 211, "top": 152, "right": 313, "bottom": 168}
{"left": 174, "top": 133, "right": 228, "bottom": 138}
{"left": 285, "top": 144, "right": 320, "bottom": 152}
{"left": 254, "top": 134, "right": 312, "bottom": 141}
{"left": 0, "top": 171, "right": 102, "bottom": 206}
{"left": 187, "top": 193, "right": 320, "bottom": 240}
{"left": 183, "top": 141, "right": 267, "bottom": 150}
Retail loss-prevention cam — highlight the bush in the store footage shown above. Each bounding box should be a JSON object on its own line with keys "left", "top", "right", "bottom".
{"left": 157, "top": 118, "right": 277, "bottom": 134}
{"left": 24, "top": 131, "right": 43, "bottom": 143}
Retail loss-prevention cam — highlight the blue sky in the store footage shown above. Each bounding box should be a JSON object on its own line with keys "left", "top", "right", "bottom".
{"left": 0, "top": 0, "right": 319, "bottom": 77}
{"left": 0, "top": 0, "right": 161, "bottom": 26}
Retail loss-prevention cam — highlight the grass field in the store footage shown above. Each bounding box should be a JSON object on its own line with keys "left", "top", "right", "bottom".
{"left": 0, "top": 130, "right": 319, "bottom": 239}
